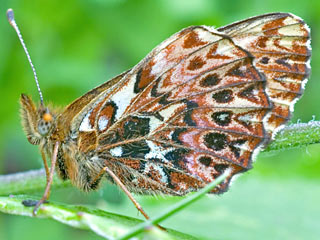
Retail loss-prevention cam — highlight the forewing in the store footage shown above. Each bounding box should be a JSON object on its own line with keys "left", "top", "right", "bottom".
{"left": 83, "top": 26, "right": 272, "bottom": 195}
{"left": 218, "top": 12, "right": 311, "bottom": 136}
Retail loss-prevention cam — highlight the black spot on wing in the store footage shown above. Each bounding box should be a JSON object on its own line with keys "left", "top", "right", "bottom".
{"left": 204, "top": 132, "right": 227, "bottom": 151}
{"left": 171, "top": 128, "right": 188, "bottom": 144}
{"left": 158, "top": 93, "right": 172, "bottom": 105}
{"left": 151, "top": 77, "right": 162, "bottom": 97}
{"left": 211, "top": 111, "right": 232, "bottom": 126}
{"left": 141, "top": 111, "right": 164, "bottom": 121}
{"left": 275, "top": 58, "right": 292, "bottom": 69}
{"left": 134, "top": 68, "right": 143, "bottom": 93}
{"left": 184, "top": 110, "right": 197, "bottom": 126}
{"left": 214, "top": 164, "right": 229, "bottom": 174}
{"left": 212, "top": 90, "right": 233, "bottom": 103}
{"left": 239, "top": 85, "right": 256, "bottom": 100}
{"left": 200, "top": 74, "right": 221, "bottom": 87}
{"left": 229, "top": 65, "right": 246, "bottom": 77}
{"left": 99, "top": 116, "right": 151, "bottom": 146}
{"left": 182, "top": 100, "right": 198, "bottom": 126}
{"left": 199, "top": 156, "right": 212, "bottom": 166}
{"left": 164, "top": 148, "right": 190, "bottom": 167}
{"left": 184, "top": 100, "right": 198, "bottom": 109}
{"left": 260, "top": 57, "right": 269, "bottom": 64}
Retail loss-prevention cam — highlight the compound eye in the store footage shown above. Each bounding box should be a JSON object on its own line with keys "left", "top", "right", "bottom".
{"left": 38, "top": 119, "right": 51, "bottom": 135}
{"left": 38, "top": 111, "right": 53, "bottom": 136}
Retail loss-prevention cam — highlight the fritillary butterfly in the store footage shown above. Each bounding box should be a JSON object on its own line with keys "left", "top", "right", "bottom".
{"left": 8, "top": 10, "right": 311, "bottom": 219}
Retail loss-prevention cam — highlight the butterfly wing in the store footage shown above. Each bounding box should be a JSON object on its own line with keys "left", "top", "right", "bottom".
{"left": 63, "top": 26, "right": 272, "bottom": 195}
{"left": 218, "top": 12, "right": 311, "bottom": 136}
{"left": 57, "top": 13, "right": 310, "bottom": 195}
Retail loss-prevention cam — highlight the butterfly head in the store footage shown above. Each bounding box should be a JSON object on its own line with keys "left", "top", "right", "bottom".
{"left": 37, "top": 107, "right": 54, "bottom": 136}
{"left": 20, "top": 94, "right": 56, "bottom": 145}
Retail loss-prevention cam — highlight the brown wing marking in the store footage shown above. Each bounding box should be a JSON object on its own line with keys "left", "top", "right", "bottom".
{"left": 54, "top": 70, "right": 130, "bottom": 141}
{"left": 95, "top": 29, "right": 271, "bottom": 194}
{"left": 218, "top": 12, "right": 311, "bottom": 136}
{"left": 51, "top": 14, "right": 310, "bottom": 196}
{"left": 101, "top": 150, "right": 242, "bottom": 195}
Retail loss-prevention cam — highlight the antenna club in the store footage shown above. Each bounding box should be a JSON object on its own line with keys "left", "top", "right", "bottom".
{"left": 6, "top": 9, "right": 15, "bottom": 24}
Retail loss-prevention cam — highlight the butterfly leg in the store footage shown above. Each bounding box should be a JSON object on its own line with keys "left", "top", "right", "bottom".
{"left": 40, "top": 149, "right": 50, "bottom": 193}
{"left": 32, "top": 141, "right": 60, "bottom": 216}
{"left": 98, "top": 166, "right": 151, "bottom": 220}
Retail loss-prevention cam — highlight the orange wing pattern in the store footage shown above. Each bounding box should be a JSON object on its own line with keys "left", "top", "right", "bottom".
{"left": 56, "top": 13, "right": 310, "bottom": 195}
{"left": 218, "top": 12, "right": 311, "bottom": 136}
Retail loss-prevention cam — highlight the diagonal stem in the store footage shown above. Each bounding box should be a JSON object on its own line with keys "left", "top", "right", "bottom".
{"left": 118, "top": 169, "right": 231, "bottom": 240}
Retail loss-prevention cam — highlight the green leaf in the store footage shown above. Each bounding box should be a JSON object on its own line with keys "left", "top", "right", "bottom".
{"left": 264, "top": 121, "right": 320, "bottom": 152}
{"left": 0, "top": 195, "right": 195, "bottom": 240}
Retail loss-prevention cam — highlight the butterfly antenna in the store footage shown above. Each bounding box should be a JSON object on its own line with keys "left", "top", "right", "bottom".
{"left": 7, "top": 8, "right": 44, "bottom": 105}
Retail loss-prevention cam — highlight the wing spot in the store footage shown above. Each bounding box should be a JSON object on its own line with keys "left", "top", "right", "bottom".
{"left": 98, "top": 116, "right": 109, "bottom": 131}
{"left": 97, "top": 101, "right": 117, "bottom": 132}
{"left": 211, "top": 111, "right": 232, "bottom": 126}
{"left": 187, "top": 56, "right": 206, "bottom": 70}
{"left": 134, "top": 67, "right": 155, "bottom": 93}
{"left": 199, "top": 156, "right": 212, "bottom": 167}
{"left": 260, "top": 57, "right": 270, "bottom": 64}
{"left": 204, "top": 132, "right": 227, "bottom": 151}
{"left": 200, "top": 74, "right": 220, "bottom": 87}
{"left": 172, "top": 128, "right": 187, "bottom": 144}
{"left": 164, "top": 148, "right": 189, "bottom": 168}
{"left": 79, "top": 110, "right": 94, "bottom": 132}
{"left": 110, "top": 146, "right": 123, "bottom": 157}
{"left": 257, "top": 36, "right": 268, "bottom": 48}
{"left": 275, "top": 58, "right": 292, "bottom": 69}
{"left": 239, "top": 85, "right": 257, "bottom": 100}
{"left": 214, "top": 164, "right": 229, "bottom": 174}
{"left": 183, "top": 31, "right": 207, "bottom": 48}
{"left": 212, "top": 90, "right": 233, "bottom": 103}
{"left": 229, "top": 66, "right": 246, "bottom": 77}
{"left": 121, "top": 140, "right": 150, "bottom": 159}
{"left": 184, "top": 110, "right": 197, "bottom": 126}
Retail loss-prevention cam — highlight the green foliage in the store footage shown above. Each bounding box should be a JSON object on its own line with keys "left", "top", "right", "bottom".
{"left": 0, "top": 171, "right": 230, "bottom": 239}
{"left": 0, "top": 196, "right": 194, "bottom": 239}
{"left": 0, "top": 0, "right": 320, "bottom": 239}
{"left": 265, "top": 121, "right": 320, "bottom": 152}
{"left": 0, "top": 124, "right": 319, "bottom": 239}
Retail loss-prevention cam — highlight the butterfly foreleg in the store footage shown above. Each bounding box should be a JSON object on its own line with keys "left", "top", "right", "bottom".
{"left": 40, "top": 148, "right": 50, "bottom": 186}
{"left": 32, "top": 141, "right": 60, "bottom": 216}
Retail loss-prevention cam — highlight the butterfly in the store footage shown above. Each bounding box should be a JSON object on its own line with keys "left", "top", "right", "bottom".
{"left": 8, "top": 10, "right": 311, "bottom": 219}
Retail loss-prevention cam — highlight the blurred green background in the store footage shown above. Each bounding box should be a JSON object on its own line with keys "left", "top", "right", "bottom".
{"left": 0, "top": 0, "right": 319, "bottom": 239}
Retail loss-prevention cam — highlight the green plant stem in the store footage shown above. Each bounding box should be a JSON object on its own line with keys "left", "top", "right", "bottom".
{"left": 0, "top": 169, "right": 70, "bottom": 196}
{"left": 118, "top": 170, "right": 230, "bottom": 240}
{"left": 263, "top": 121, "right": 320, "bottom": 152}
